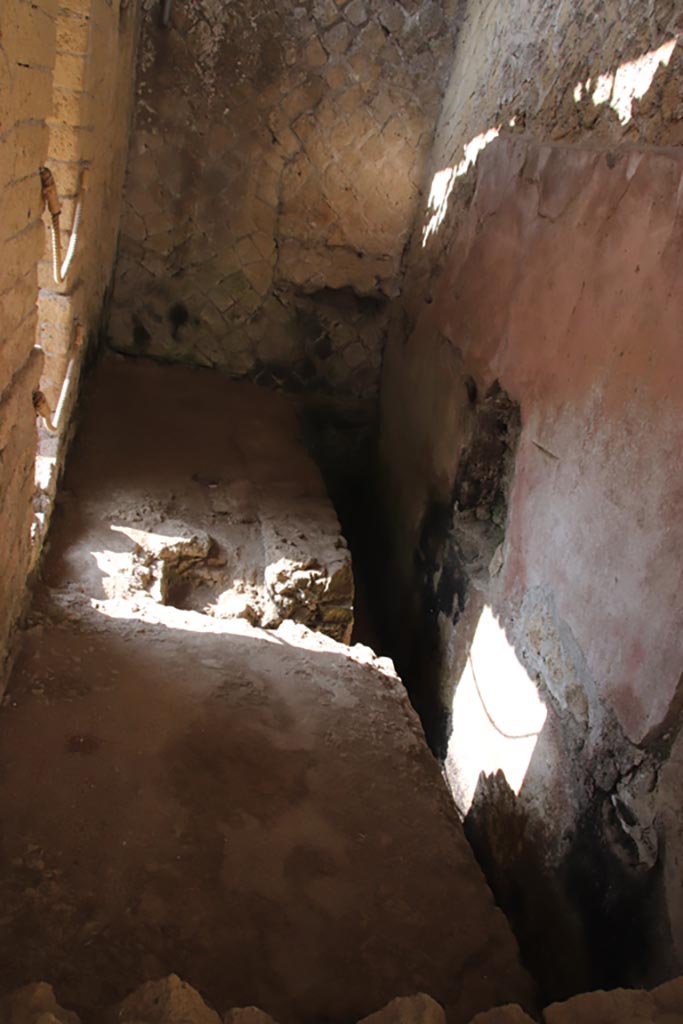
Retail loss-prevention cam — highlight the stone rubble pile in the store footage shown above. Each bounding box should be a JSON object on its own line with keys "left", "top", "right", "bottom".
{"left": 3, "top": 974, "right": 683, "bottom": 1024}
{"left": 470, "top": 977, "right": 683, "bottom": 1024}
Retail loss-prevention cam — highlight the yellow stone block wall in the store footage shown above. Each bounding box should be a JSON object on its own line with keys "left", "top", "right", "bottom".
{"left": 0, "top": 0, "right": 58, "bottom": 681}
{"left": 37, "top": 0, "right": 140, "bottom": 410}
{"left": 0, "top": 0, "right": 140, "bottom": 687}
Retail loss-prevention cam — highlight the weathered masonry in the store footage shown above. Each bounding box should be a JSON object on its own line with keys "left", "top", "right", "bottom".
{"left": 1, "top": 0, "right": 683, "bottom": 1019}
{"left": 0, "top": 0, "right": 137, "bottom": 666}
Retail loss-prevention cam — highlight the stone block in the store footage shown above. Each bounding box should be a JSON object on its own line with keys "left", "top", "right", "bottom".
{"left": 0, "top": 981, "right": 80, "bottom": 1024}
{"left": 324, "top": 20, "right": 352, "bottom": 53}
{"left": 0, "top": 131, "right": 15, "bottom": 190}
{"left": 250, "top": 230, "right": 276, "bottom": 261}
{"left": 0, "top": 223, "right": 44, "bottom": 299}
{"left": 356, "top": 18, "right": 386, "bottom": 53}
{"left": 236, "top": 285, "right": 261, "bottom": 316}
{"left": 117, "top": 974, "right": 221, "bottom": 1024}
{"left": 0, "top": 175, "right": 43, "bottom": 245}
{"left": 312, "top": 0, "right": 339, "bottom": 28}
{"left": 377, "top": 0, "right": 405, "bottom": 34}
{"left": 344, "top": 0, "right": 368, "bottom": 25}
{"left": 7, "top": 2, "right": 57, "bottom": 70}
{"left": 0, "top": 265, "right": 38, "bottom": 335}
{"left": 417, "top": 1, "right": 444, "bottom": 38}
{"left": 56, "top": 13, "right": 91, "bottom": 55}
{"left": 325, "top": 61, "right": 348, "bottom": 89}
{"left": 281, "top": 78, "right": 326, "bottom": 120}
{"left": 543, "top": 988, "right": 653, "bottom": 1024}
{"left": 46, "top": 120, "right": 93, "bottom": 162}
{"left": 52, "top": 86, "right": 91, "bottom": 127}
{"left": 0, "top": 310, "right": 38, "bottom": 396}
{"left": 357, "top": 994, "right": 447, "bottom": 1024}
{"left": 236, "top": 235, "right": 263, "bottom": 266}
{"left": 52, "top": 51, "right": 88, "bottom": 91}
{"left": 13, "top": 121, "right": 49, "bottom": 180}
{"left": 37, "top": 312, "right": 75, "bottom": 357}
{"left": 44, "top": 159, "right": 84, "bottom": 197}
{"left": 243, "top": 259, "right": 273, "bottom": 296}
{"left": 0, "top": 345, "right": 43, "bottom": 438}
{"left": 12, "top": 65, "right": 54, "bottom": 124}
{"left": 305, "top": 37, "right": 328, "bottom": 68}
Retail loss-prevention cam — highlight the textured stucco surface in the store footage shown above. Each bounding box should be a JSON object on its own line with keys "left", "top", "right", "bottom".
{"left": 378, "top": 0, "right": 683, "bottom": 996}
{"left": 107, "top": 0, "right": 459, "bottom": 398}
{"left": 405, "top": 0, "right": 683, "bottom": 310}
{"left": 385, "top": 139, "right": 683, "bottom": 746}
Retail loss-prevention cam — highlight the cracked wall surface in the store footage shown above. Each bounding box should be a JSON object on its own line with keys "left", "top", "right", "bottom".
{"left": 107, "top": 0, "right": 459, "bottom": 399}
{"left": 377, "top": 0, "right": 683, "bottom": 999}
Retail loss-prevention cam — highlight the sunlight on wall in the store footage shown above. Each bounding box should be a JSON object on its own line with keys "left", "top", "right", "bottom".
{"left": 573, "top": 38, "right": 677, "bottom": 125}
{"left": 421, "top": 39, "right": 678, "bottom": 252}
{"left": 32, "top": 436, "right": 59, "bottom": 551}
{"left": 422, "top": 126, "right": 502, "bottom": 245}
{"left": 446, "top": 605, "right": 547, "bottom": 814}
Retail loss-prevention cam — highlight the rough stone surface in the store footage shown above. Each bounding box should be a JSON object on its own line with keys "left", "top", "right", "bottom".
{"left": 107, "top": 0, "right": 460, "bottom": 398}
{"left": 0, "top": 354, "right": 534, "bottom": 1024}
{"left": 0, "top": 982, "right": 80, "bottom": 1024}
{"left": 358, "top": 994, "right": 446, "bottom": 1024}
{"left": 117, "top": 974, "right": 221, "bottom": 1024}
{"left": 543, "top": 976, "right": 683, "bottom": 1024}
{"left": 468, "top": 978, "right": 683, "bottom": 1024}
{"left": 39, "top": 355, "right": 355, "bottom": 642}
{"left": 468, "top": 1007, "right": 535, "bottom": 1024}
{"left": 4, "top": 978, "right": 683, "bottom": 1024}
{"left": 223, "top": 1010, "right": 278, "bottom": 1024}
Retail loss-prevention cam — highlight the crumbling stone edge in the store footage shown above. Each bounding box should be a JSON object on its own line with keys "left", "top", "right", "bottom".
{"left": 4, "top": 972, "right": 683, "bottom": 1024}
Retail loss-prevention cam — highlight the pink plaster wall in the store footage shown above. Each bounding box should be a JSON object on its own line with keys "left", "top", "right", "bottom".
{"left": 385, "top": 137, "right": 683, "bottom": 746}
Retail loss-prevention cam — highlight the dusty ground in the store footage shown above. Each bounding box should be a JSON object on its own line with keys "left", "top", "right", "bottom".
{"left": 0, "top": 356, "right": 534, "bottom": 1023}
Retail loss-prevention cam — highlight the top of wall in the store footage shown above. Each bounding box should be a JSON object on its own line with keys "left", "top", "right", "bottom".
{"left": 409, "top": 0, "right": 683, "bottom": 285}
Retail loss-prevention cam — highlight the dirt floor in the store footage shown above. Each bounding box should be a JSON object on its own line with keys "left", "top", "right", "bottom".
{"left": 0, "top": 356, "right": 534, "bottom": 1023}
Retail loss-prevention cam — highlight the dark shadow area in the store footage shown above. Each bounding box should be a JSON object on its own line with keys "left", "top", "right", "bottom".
{"left": 298, "top": 396, "right": 388, "bottom": 656}
{"left": 462, "top": 700, "right": 677, "bottom": 1004}
{"left": 337, "top": 378, "right": 520, "bottom": 759}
